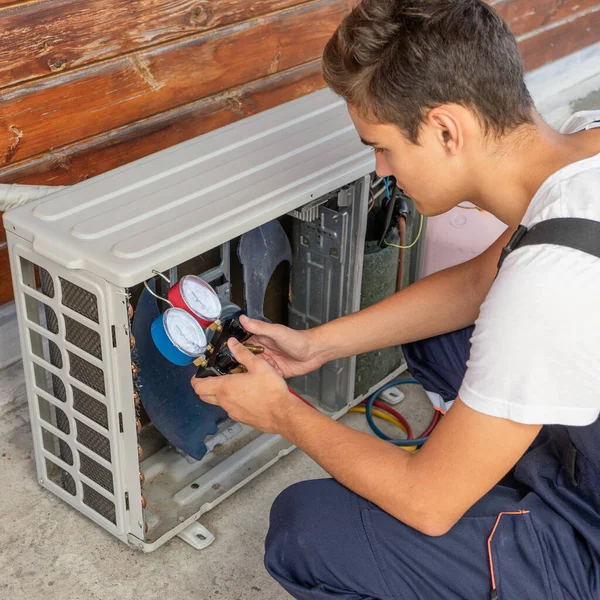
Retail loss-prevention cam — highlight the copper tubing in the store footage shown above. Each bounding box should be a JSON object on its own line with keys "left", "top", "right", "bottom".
{"left": 136, "top": 419, "right": 142, "bottom": 434}
{"left": 141, "top": 495, "right": 147, "bottom": 509}
{"left": 130, "top": 333, "right": 136, "bottom": 349}
{"left": 134, "top": 392, "right": 141, "bottom": 407}
{"left": 128, "top": 304, "right": 134, "bottom": 319}
{"left": 144, "top": 522, "right": 149, "bottom": 534}
{"left": 396, "top": 215, "right": 407, "bottom": 292}
{"left": 138, "top": 445, "right": 143, "bottom": 460}
{"left": 131, "top": 363, "right": 139, "bottom": 377}
{"left": 139, "top": 471, "right": 145, "bottom": 486}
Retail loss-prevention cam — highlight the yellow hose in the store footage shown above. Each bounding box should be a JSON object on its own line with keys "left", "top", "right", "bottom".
{"left": 349, "top": 406, "right": 418, "bottom": 452}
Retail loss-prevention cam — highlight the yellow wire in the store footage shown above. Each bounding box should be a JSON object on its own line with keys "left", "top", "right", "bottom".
{"left": 349, "top": 406, "right": 418, "bottom": 453}
{"left": 384, "top": 213, "right": 424, "bottom": 250}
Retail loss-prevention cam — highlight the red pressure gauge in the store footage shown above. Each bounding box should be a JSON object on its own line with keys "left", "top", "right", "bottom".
{"left": 168, "top": 275, "right": 222, "bottom": 328}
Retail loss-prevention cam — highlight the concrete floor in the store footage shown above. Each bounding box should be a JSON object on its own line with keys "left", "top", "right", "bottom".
{"left": 0, "top": 360, "right": 433, "bottom": 600}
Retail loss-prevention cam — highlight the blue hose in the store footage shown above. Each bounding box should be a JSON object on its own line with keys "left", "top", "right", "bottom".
{"left": 366, "top": 378, "right": 428, "bottom": 447}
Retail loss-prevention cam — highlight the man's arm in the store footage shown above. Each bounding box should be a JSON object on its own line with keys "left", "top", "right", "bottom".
{"left": 312, "top": 227, "right": 512, "bottom": 363}
{"left": 276, "top": 395, "right": 540, "bottom": 536}
{"left": 192, "top": 338, "right": 540, "bottom": 537}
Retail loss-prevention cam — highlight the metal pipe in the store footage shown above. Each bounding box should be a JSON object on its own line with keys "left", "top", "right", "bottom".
{"left": 396, "top": 215, "right": 406, "bottom": 292}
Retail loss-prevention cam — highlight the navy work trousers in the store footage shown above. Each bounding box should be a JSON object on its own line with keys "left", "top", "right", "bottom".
{"left": 264, "top": 327, "right": 600, "bottom": 599}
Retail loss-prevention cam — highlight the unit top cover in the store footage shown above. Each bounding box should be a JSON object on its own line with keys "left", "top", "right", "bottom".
{"left": 5, "top": 89, "right": 374, "bottom": 287}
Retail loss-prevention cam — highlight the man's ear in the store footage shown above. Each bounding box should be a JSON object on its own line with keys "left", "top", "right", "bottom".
{"left": 427, "top": 106, "right": 464, "bottom": 155}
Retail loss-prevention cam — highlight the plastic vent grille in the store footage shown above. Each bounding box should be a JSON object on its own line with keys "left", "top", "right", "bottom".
{"left": 68, "top": 352, "right": 106, "bottom": 396}
{"left": 39, "top": 268, "right": 55, "bottom": 298}
{"left": 79, "top": 452, "right": 114, "bottom": 494}
{"left": 83, "top": 483, "right": 116, "bottom": 525}
{"left": 65, "top": 316, "right": 102, "bottom": 360}
{"left": 76, "top": 420, "right": 111, "bottom": 462}
{"left": 72, "top": 387, "right": 108, "bottom": 429}
{"left": 34, "top": 268, "right": 117, "bottom": 525}
{"left": 60, "top": 278, "right": 99, "bottom": 322}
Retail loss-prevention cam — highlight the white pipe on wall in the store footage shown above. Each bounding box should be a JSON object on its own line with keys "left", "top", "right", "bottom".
{"left": 0, "top": 183, "right": 67, "bottom": 212}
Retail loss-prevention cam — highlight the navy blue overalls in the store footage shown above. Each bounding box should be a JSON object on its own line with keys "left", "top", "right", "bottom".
{"left": 265, "top": 219, "right": 600, "bottom": 599}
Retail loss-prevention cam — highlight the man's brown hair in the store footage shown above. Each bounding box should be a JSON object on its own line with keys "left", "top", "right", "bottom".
{"left": 322, "top": 0, "right": 534, "bottom": 143}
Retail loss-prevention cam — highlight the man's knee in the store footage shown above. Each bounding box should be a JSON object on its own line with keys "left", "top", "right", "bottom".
{"left": 264, "top": 480, "right": 321, "bottom": 579}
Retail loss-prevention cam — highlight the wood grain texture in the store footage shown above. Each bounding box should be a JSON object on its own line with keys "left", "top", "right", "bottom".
{"left": 0, "top": 60, "right": 325, "bottom": 185}
{"left": 0, "top": 245, "right": 12, "bottom": 305}
{"left": 0, "top": 0, "right": 351, "bottom": 165}
{"left": 0, "top": 60, "right": 326, "bottom": 303}
{"left": 495, "top": 0, "right": 600, "bottom": 37}
{"left": 0, "top": 0, "right": 309, "bottom": 89}
{"left": 518, "top": 3, "right": 600, "bottom": 70}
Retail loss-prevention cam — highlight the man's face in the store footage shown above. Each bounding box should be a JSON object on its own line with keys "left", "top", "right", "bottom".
{"left": 348, "top": 105, "right": 473, "bottom": 216}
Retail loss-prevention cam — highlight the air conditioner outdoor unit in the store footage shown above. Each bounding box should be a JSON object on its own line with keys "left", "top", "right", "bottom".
{"left": 4, "top": 89, "right": 421, "bottom": 552}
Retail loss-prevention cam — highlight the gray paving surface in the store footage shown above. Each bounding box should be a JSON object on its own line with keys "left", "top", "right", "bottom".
{"left": 0, "top": 360, "right": 433, "bottom": 600}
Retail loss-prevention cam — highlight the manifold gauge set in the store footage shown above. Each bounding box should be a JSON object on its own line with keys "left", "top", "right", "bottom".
{"left": 147, "top": 273, "right": 257, "bottom": 375}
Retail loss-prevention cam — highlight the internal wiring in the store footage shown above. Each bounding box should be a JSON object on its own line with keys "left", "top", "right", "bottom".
{"left": 385, "top": 213, "right": 424, "bottom": 250}
{"left": 151, "top": 269, "right": 172, "bottom": 283}
{"left": 143, "top": 280, "right": 174, "bottom": 307}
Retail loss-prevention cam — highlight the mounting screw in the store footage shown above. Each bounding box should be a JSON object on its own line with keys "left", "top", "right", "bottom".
{"left": 178, "top": 516, "right": 185, "bottom": 522}
{"left": 39, "top": 478, "right": 44, "bottom": 485}
{"left": 138, "top": 543, "right": 144, "bottom": 550}
{"left": 138, "top": 521, "right": 144, "bottom": 528}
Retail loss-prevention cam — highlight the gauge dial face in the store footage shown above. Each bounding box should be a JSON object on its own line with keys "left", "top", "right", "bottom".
{"left": 180, "top": 276, "right": 221, "bottom": 320}
{"left": 164, "top": 308, "right": 207, "bottom": 356}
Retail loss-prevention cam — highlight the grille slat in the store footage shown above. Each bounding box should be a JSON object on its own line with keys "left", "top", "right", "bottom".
{"left": 72, "top": 386, "right": 108, "bottom": 429}
{"left": 79, "top": 452, "right": 114, "bottom": 494}
{"left": 65, "top": 316, "right": 102, "bottom": 360}
{"left": 60, "top": 278, "right": 99, "bottom": 323}
{"left": 82, "top": 484, "right": 116, "bottom": 524}
{"left": 68, "top": 352, "right": 106, "bottom": 396}
{"left": 76, "top": 419, "right": 111, "bottom": 463}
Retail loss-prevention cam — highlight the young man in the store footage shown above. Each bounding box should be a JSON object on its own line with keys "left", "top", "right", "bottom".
{"left": 191, "top": 0, "right": 600, "bottom": 597}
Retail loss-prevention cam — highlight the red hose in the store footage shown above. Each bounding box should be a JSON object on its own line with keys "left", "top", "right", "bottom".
{"left": 288, "top": 386, "right": 316, "bottom": 408}
{"left": 362, "top": 399, "right": 414, "bottom": 439}
{"left": 288, "top": 386, "right": 428, "bottom": 441}
{"left": 422, "top": 410, "right": 441, "bottom": 437}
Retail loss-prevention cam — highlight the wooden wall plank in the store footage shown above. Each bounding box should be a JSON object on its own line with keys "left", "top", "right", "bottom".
{"left": 518, "top": 4, "right": 600, "bottom": 70}
{"left": 0, "top": 60, "right": 325, "bottom": 185}
{"left": 0, "top": 246, "right": 12, "bottom": 305}
{"left": 0, "top": 0, "right": 351, "bottom": 166}
{"left": 0, "top": 0, "right": 309, "bottom": 89}
{"left": 495, "top": 0, "right": 600, "bottom": 37}
{"left": 0, "top": 60, "right": 326, "bottom": 304}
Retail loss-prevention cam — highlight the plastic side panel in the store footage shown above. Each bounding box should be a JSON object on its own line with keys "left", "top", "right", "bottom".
{"left": 6, "top": 234, "right": 132, "bottom": 540}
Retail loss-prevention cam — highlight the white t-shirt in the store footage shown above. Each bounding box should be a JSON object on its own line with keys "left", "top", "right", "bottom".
{"left": 459, "top": 111, "right": 600, "bottom": 426}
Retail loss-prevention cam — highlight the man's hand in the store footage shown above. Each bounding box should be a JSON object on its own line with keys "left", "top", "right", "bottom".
{"left": 190, "top": 337, "right": 299, "bottom": 433}
{"left": 239, "top": 315, "right": 325, "bottom": 378}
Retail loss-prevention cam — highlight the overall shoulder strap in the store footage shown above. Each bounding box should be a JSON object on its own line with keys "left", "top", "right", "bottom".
{"left": 497, "top": 218, "right": 600, "bottom": 271}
